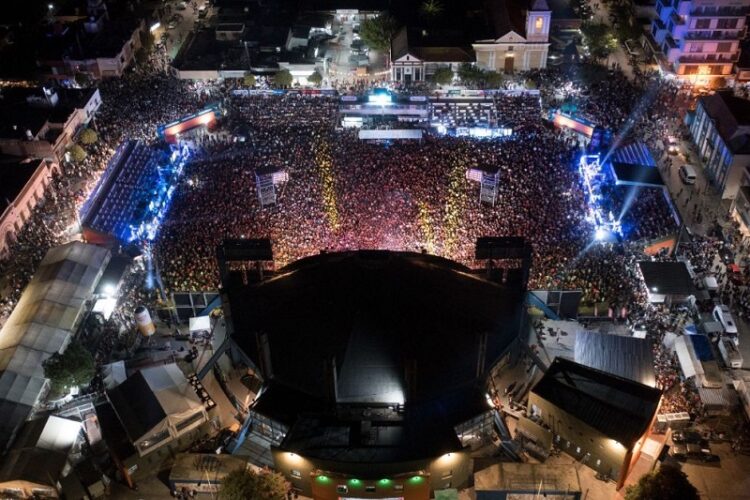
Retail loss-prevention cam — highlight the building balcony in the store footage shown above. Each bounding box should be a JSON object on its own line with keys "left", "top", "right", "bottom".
{"left": 684, "top": 28, "right": 746, "bottom": 40}
{"left": 690, "top": 7, "right": 750, "bottom": 17}
{"left": 670, "top": 11, "right": 685, "bottom": 26}
{"left": 679, "top": 53, "right": 739, "bottom": 64}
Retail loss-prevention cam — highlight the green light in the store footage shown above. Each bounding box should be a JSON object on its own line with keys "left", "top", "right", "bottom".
{"left": 316, "top": 475, "right": 331, "bottom": 484}
{"left": 348, "top": 478, "right": 361, "bottom": 486}
{"left": 378, "top": 478, "right": 392, "bottom": 486}
{"left": 409, "top": 476, "right": 424, "bottom": 484}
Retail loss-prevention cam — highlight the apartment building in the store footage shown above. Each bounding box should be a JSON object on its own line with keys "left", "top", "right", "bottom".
{"left": 651, "top": 0, "right": 750, "bottom": 85}
{"left": 689, "top": 91, "right": 750, "bottom": 199}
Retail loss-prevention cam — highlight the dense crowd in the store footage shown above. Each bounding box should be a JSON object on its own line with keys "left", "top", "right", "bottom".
{"left": 0, "top": 61, "right": 729, "bottom": 422}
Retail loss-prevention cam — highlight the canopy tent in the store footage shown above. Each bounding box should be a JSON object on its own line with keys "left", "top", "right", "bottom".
{"left": 107, "top": 363, "right": 207, "bottom": 456}
{"left": 0, "top": 242, "right": 110, "bottom": 450}
{"left": 674, "top": 336, "right": 701, "bottom": 379}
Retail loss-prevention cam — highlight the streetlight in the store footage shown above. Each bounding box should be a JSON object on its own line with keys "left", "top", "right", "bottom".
{"left": 48, "top": 3, "right": 54, "bottom": 10}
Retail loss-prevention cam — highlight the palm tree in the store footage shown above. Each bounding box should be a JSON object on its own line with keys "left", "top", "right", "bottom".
{"left": 420, "top": 0, "right": 444, "bottom": 18}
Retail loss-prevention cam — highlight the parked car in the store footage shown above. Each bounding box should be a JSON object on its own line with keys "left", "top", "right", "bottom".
{"left": 713, "top": 304, "right": 738, "bottom": 335}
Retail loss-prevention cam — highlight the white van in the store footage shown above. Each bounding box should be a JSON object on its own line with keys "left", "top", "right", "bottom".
{"left": 679, "top": 164, "right": 697, "bottom": 185}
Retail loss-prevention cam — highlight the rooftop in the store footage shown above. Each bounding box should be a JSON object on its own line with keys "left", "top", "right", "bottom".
{"left": 228, "top": 250, "right": 526, "bottom": 463}
{"left": 0, "top": 158, "right": 43, "bottom": 212}
{"left": 531, "top": 358, "right": 662, "bottom": 448}
{"left": 699, "top": 91, "right": 750, "bottom": 155}
{"left": 638, "top": 261, "right": 696, "bottom": 296}
{"left": 574, "top": 331, "right": 656, "bottom": 387}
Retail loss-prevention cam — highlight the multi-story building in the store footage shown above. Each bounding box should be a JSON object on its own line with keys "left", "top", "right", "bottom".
{"left": 651, "top": 0, "right": 750, "bottom": 85}
{"left": 688, "top": 91, "right": 750, "bottom": 199}
{"left": 0, "top": 157, "right": 61, "bottom": 256}
{"left": 0, "top": 87, "right": 102, "bottom": 162}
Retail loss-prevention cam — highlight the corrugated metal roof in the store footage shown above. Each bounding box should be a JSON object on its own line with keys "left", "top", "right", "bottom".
{"left": 531, "top": 358, "right": 662, "bottom": 448}
{"left": 574, "top": 331, "right": 656, "bottom": 387}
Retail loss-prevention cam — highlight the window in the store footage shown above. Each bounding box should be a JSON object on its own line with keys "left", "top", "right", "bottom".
{"left": 695, "top": 18, "right": 710, "bottom": 29}
{"left": 290, "top": 470, "right": 301, "bottom": 479}
{"left": 689, "top": 43, "right": 704, "bottom": 53}
{"left": 717, "top": 18, "right": 738, "bottom": 29}
{"left": 394, "top": 485, "right": 404, "bottom": 491}
{"left": 717, "top": 42, "right": 732, "bottom": 52}
{"left": 508, "top": 46, "right": 514, "bottom": 52}
{"left": 336, "top": 485, "right": 348, "bottom": 494}
{"left": 535, "top": 16, "right": 544, "bottom": 30}
{"left": 365, "top": 486, "right": 376, "bottom": 492}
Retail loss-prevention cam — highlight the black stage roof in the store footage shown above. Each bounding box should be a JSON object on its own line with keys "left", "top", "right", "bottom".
{"left": 638, "top": 261, "right": 696, "bottom": 296}
{"left": 531, "top": 358, "right": 661, "bottom": 448}
{"left": 227, "top": 250, "right": 526, "bottom": 463}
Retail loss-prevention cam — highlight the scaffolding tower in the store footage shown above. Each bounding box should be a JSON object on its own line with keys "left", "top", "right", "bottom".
{"left": 480, "top": 169, "right": 501, "bottom": 206}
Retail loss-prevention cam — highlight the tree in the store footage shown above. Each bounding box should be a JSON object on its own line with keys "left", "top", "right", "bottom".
{"left": 243, "top": 74, "right": 256, "bottom": 87}
{"left": 432, "top": 66, "right": 454, "bottom": 86}
{"left": 625, "top": 464, "right": 699, "bottom": 500}
{"left": 420, "top": 0, "right": 444, "bottom": 18}
{"left": 308, "top": 70, "right": 323, "bottom": 86}
{"left": 79, "top": 128, "right": 98, "bottom": 145}
{"left": 135, "top": 47, "right": 149, "bottom": 65}
{"left": 457, "top": 63, "right": 485, "bottom": 86}
{"left": 74, "top": 72, "right": 91, "bottom": 88}
{"left": 581, "top": 21, "right": 618, "bottom": 60}
{"left": 359, "top": 13, "right": 399, "bottom": 52}
{"left": 67, "top": 144, "right": 87, "bottom": 163}
{"left": 220, "top": 468, "right": 287, "bottom": 500}
{"left": 274, "top": 69, "right": 293, "bottom": 88}
{"left": 43, "top": 340, "right": 95, "bottom": 394}
{"left": 483, "top": 70, "right": 504, "bottom": 88}
{"left": 140, "top": 29, "right": 155, "bottom": 52}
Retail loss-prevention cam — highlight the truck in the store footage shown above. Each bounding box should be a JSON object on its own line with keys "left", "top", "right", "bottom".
{"left": 718, "top": 337, "right": 743, "bottom": 368}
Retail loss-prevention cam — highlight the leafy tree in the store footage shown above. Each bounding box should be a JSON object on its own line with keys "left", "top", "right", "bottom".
{"left": 220, "top": 469, "right": 287, "bottom": 500}
{"left": 308, "top": 70, "right": 323, "bottom": 86}
{"left": 457, "top": 62, "right": 484, "bottom": 85}
{"left": 274, "top": 69, "right": 293, "bottom": 88}
{"left": 581, "top": 21, "right": 618, "bottom": 60}
{"left": 625, "top": 464, "right": 699, "bottom": 500}
{"left": 420, "top": 0, "right": 444, "bottom": 18}
{"left": 134, "top": 47, "right": 148, "bottom": 65}
{"left": 140, "top": 29, "right": 155, "bottom": 52}
{"left": 359, "top": 13, "right": 399, "bottom": 52}
{"left": 243, "top": 74, "right": 256, "bottom": 87}
{"left": 67, "top": 144, "right": 87, "bottom": 163}
{"left": 484, "top": 70, "right": 504, "bottom": 88}
{"left": 432, "top": 66, "right": 454, "bottom": 85}
{"left": 43, "top": 340, "right": 95, "bottom": 394}
{"left": 74, "top": 72, "right": 91, "bottom": 87}
{"left": 79, "top": 128, "right": 98, "bottom": 145}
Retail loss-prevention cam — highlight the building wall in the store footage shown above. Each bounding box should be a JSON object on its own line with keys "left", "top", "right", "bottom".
{"left": 272, "top": 448, "right": 470, "bottom": 500}
{"left": 526, "top": 392, "right": 629, "bottom": 480}
{"left": 651, "top": 0, "right": 748, "bottom": 84}
{"left": 689, "top": 100, "right": 750, "bottom": 199}
{"left": 473, "top": 44, "right": 549, "bottom": 72}
{"left": 0, "top": 160, "right": 60, "bottom": 257}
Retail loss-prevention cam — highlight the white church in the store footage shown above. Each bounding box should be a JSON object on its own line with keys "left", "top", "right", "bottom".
{"left": 473, "top": 0, "right": 552, "bottom": 73}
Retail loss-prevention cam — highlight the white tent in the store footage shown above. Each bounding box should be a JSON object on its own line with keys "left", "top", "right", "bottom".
{"left": 674, "top": 336, "right": 701, "bottom": 379}
{"left": 0, "top": 242, "right": 110, "bottom": 449}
